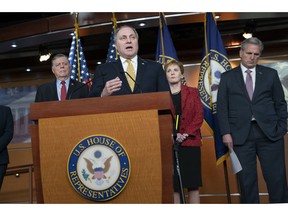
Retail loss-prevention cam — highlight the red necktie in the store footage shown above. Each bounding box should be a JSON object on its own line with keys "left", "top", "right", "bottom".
{"left": 61, "top": 81, "right": 66, "bottom": 101}
{"left": 245, "top": 70, "right": 253, "bottom": 100}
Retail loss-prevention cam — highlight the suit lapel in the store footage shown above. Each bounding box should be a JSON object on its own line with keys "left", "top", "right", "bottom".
{"left": 136, "top": 57, "right": 146, "bottom": 87}
{"left": 112, "top": 59, "right": 132, "bottom": 93}
{"left": 112, "top": 59, "right": 125, "bottom": 75}
{"left": 67, "top": 79, "right": 77, "bottom": 99}
{"left": 253, "top": 65, "right": 264, "bottom": 101}
{"left": 234, "top": 66, "right": 251, "bottom": 101}
{"left": 51, "top": 80, "right": 59, "bottom": 100}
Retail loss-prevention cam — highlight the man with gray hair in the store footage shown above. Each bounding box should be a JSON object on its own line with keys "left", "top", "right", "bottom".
{"left": 35, "top": 53, "right": 89, "bottom": 102}
{"left": 89, "top": 25, "right": 169, "bottom": 97}
{"left": 217, "top": 37, "right": 288, "bottom": 203}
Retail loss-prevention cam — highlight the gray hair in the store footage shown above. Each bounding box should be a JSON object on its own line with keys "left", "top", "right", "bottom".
{"left": 241, "top": 37, "right": 264, "bottom": 53}
{"left": 114, "top": 25, "right": 139, "bottom": 43}
{"left": 51, "top": 53, "right": 69, "bottom": 67}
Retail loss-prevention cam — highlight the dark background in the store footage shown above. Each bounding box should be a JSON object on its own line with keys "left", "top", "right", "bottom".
{"left": 1, "top": 12, "right": 288, "bottom": 86}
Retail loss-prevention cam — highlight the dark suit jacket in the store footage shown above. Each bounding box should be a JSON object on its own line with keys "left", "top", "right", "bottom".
{"left": 171, "top": 85, "right": 204, "bottom": 147}
{"left": 0, "top": 106, "right": 14, "bottom": 165}
{"left": 89, "top": 57, "right": 170, "bottom": 97}
{"left": 35, "top": 79, "right": 89, "bottom": 102}
{"left": 217, "top": 65, "right": 287, "bottom": 145}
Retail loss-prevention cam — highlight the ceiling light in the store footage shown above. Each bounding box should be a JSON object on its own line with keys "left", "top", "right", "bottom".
{"left": 40, "top": 53, "right": 51, "bottom": 62}
{"left": 139, "top": 22, "right": 146, "bottom": 27}
{"left": 243, "top": 20, "right": 256, "bottom": 39}
{"left": 242, "top": 32, "right": 253, "bottom": 39}
{"left": 11, "top": 42, "right": 17, "bottom": 48}
{"left": 39, "top": 45, "right": 51, "bottom": 62}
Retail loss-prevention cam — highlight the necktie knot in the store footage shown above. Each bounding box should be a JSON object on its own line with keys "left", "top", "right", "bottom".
{"left": 246, "top": 69, "right": 252, "bottom": 74}
{"left": 61, "top": 81, "right": 65, "bottom": 85}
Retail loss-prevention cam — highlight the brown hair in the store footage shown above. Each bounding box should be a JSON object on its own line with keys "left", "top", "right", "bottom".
{"left": 164, "top": 59, "right": 184, "bottom": 74}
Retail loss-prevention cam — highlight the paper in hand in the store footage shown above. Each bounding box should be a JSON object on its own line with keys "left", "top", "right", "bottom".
{"left": 229, "top": 149, "right": 242, "bottom": 174}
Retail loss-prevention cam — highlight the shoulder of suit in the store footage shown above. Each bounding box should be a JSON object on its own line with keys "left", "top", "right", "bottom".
{"left": 139, "top": 58, "right": 161, "bottom": 65}
{"left": 221, "top": 66, "right": 240, "bottom": 77}
{"left": 96, "top": 61, "right": 117, "bottom": 69}
{"left": 0, "top": 105, "right": 11, "bottom": 112}
{"left": 37, "top": 81, "right": 55, "bottom": 89}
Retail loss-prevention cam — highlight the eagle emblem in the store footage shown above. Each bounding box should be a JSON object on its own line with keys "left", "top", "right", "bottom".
{"left": 83, "top": 150, "right": 113, "bottom": 185}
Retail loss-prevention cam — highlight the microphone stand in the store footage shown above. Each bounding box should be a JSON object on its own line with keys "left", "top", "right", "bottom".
{"left": 68, "top": 79, "right": 93, "bottom": 100}
{"left": 173, "top": 138, "right": 186, "bottom": 204}
{"left": 120, "top": 71, "right": 142, "bottom": 93}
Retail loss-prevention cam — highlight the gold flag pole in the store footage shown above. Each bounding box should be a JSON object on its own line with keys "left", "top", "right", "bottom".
{"left": 111, "top": 12, "right": 118, "bottom": 60}
{"left": 74, "top": 12, "right": 81, "bottom": 81}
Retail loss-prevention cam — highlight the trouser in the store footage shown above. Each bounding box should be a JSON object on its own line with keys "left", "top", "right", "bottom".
{"left": 234, "top": 122, "right": 288, "bottom": 203}
{"left": 0, "top": 164, "right": 7, "bottom": 191}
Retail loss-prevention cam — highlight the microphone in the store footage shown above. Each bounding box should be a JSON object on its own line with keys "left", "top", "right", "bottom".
{"left": 120, "top": 71, "right": 142, "bottom": 93}
{"left": 68, "top": 71, "right": 107, "bottom": 99}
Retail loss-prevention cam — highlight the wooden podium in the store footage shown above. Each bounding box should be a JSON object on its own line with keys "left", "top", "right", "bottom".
{"left": 30, "top": 92, "right": 173, "bottom": 203}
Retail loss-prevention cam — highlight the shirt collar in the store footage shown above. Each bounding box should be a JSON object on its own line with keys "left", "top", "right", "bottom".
{"left": 120, "top": 55, "right": 138, "bottom": 64}
{"left": 240, "top": 64, "right": 256, "bottom": 74}
{"left": 57, "top": 77, "right": 70, "bottom": 86}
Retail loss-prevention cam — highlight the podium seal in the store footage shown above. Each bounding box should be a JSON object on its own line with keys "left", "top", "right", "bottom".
{"left": 67, "top": 135, "right": 130, "bottom": 201}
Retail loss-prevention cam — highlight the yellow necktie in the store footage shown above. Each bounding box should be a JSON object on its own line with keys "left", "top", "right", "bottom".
{"left": 126, "top": 59, "right": 136, "bottom": 91}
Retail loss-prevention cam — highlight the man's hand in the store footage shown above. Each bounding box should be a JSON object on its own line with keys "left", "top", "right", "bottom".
{"left": 222, "top": 134, "right": 233, "bottom": 150}
{"left": 101, "top": 77, "right": 122, "bottom": 97}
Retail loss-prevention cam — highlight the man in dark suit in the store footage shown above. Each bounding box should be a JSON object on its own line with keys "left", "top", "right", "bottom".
{"left": 89, "top": 25, "right": 169, "bottom": 97}
{"left": 217, "top": 37, "right": 288, "bottom": 203}
{"left": 0, "top": 105, "right": 14, "bottom": 190}
{"left": 35, "top": 54, "right": 89, "bottom": 102}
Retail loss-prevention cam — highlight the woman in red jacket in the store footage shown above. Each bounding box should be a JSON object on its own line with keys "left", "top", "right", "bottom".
{"left": 164, "top": 60, "right": 204, "bottom": 204}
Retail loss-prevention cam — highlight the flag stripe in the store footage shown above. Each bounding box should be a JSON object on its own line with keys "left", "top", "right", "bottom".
{"left": 106, "top": 14, "right": 118, "bottom": 63}
{"left": 68, "top": 33, "right": 90, "bottom": 85}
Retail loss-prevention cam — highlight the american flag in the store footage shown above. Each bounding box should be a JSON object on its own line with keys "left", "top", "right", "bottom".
{"left": 106, "top": 25, "right": 118, "bottom": 62}
{"left": 68, "top": 33, "right": 91, "bottom": 84}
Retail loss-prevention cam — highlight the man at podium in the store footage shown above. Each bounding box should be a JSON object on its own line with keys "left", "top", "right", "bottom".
{"left": 35, "top": 54, "right": 89, "bottom": 102}
{"left": 89, "top": 25, "right": 169, "bottom": 97}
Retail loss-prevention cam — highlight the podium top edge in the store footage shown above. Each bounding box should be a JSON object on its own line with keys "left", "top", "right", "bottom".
{"left": 30, "top": 91, "right": 172, "bottom": 121}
